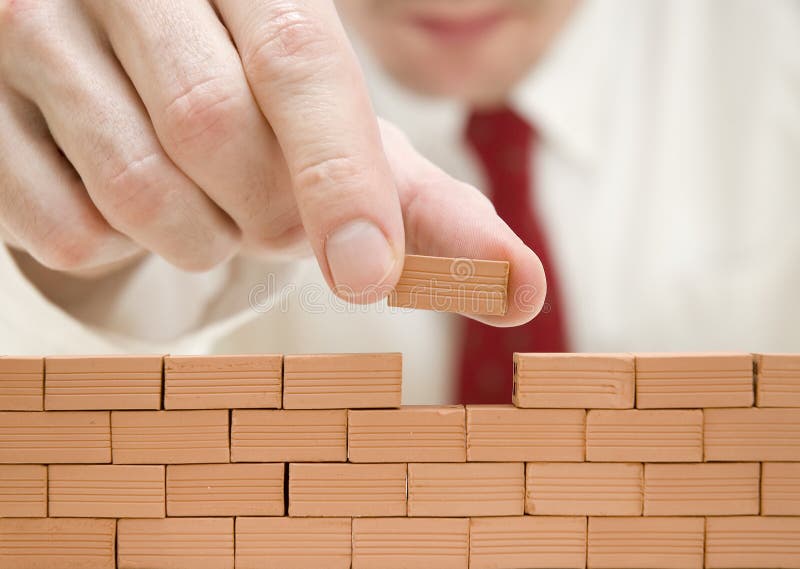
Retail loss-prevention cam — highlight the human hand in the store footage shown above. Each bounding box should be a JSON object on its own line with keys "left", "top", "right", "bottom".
{"left": 0, "top": 0, "right": 544, "bottom": 326}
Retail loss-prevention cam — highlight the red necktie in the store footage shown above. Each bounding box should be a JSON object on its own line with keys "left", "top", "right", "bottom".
{"left": 456, "top": 107, "right": 568, "bottom": 404}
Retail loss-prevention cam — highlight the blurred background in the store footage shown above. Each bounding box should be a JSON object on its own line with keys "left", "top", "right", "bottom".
{"left": 1, "top": 0, "right": 798, "bottom": 405}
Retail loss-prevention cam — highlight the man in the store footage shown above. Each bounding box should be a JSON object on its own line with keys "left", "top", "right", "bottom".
{"left": 0, "top": 0, "right": 797, "bottom": 404}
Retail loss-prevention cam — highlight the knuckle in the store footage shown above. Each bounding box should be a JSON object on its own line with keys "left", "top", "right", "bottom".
{"left": 161, "top": 77, "right": 246, "bottom": 151}
{"left": 99, "top": 150, "right": 239, "bottom": 273}
{"left": 35, "top": 220, "right": 114, "bottom": 272}
{"left": 292, "top": 155, "right": 372, "bottom": 225}
{"left": 242, "top": 7, "right": 336, "bottom": 85}
{"left": 0, "top": 0, "right": 48, "bottom": 68}
{"left": 295, "top": 155, "right": 365, "bottom": 192}
{"left": 101, "top": 151, "right": 168, "bottom": 230}
{"left": 0, "top": 0, "right": 39, "bottom": 33}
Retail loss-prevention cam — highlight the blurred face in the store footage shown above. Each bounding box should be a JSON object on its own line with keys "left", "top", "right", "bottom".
{"left": 337, "top": 0, "right": 579, "bottom": 107}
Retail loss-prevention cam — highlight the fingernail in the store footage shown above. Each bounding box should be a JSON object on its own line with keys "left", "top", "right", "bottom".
{"left": 326, "top": 219, "right": 396, "bottom": 301}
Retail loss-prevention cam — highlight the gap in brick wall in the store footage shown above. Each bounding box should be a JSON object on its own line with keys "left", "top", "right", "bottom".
{"left": 283, "top": 462, "right": 290, "bottom": 517}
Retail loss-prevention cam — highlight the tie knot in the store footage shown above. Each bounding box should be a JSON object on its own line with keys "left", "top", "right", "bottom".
{"left": 465, "top": 106, "right": 534, "bottom": 153}
{"left": 465, "top": 106, "right": 535, "bottom": 184}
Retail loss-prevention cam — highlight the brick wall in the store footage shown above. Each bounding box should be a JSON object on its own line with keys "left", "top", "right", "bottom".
{"left": 0, "top": 351, "right": 798, "bottom": 569}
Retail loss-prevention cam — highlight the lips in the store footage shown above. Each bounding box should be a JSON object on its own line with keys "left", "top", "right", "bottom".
{"left": 409, "top": 9, "right": 510, "bottom": 43}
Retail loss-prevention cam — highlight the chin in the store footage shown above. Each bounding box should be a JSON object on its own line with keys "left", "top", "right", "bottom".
{"left": 382, "top": 47, "right": 520, "bottom": 105}
{"left": 402, "top": 73, "right": 499, "bottom": 105}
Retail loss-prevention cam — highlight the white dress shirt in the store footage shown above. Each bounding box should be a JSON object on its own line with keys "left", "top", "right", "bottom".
{"left": 1, "top": 0, "right": 798, "bottom": 404}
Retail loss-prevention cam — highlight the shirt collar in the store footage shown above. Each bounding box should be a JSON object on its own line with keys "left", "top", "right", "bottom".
{"left": 354, "top": 36, "right": 467, "bottom": 156}
{"left": 511, "top": 0, "right": 620, "bottom": 169}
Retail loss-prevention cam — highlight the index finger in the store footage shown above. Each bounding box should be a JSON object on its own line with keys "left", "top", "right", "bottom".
{"left": 216, "top": 0, "right": 405, "bottom": 302}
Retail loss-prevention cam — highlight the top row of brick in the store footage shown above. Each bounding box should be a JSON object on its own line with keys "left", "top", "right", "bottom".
{"left": 2, "top": 352, "right": 798, "bottom": 411}
{"left": 0, "top": 353, "right": 402, "bottom": 412}
{"left": 513, "top": 353, "right": 799, "bottom": 409}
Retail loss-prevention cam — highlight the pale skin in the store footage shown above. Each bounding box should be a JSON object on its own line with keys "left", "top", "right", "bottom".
{"left": 0, "top": 0, "right": 575, "bottom": 327}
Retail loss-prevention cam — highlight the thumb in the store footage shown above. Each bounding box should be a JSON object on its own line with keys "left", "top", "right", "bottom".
{"left": 380, "top": 119, "right": 547, "bottom": 327}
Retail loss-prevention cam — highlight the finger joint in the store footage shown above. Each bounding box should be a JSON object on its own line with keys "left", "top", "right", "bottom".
{"left": 160, "top": 76, "right": 245, "bottom": 152}
{"left": 241, "top": 7, "right": 336, "bottom": 87}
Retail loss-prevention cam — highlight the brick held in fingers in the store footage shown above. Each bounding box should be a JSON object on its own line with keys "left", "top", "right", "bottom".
{"left": 236, "top": 517, "right": 351, "bottom": 569}
{"left": 705, "top": 516, "right": 800, "bottom": 569}
{"left": 352, "top": 517, "right": 469, "bottom": 569}
{"left": 643, "top": 463, "right": 759, "bottom": 516}
{"left": 45, "top": 355, "right": 162, "bottom": 411}
{"left": 231, "top": 409, "right": 347, "bottom": 463}
{"left": 347, "top": 406, "right": 466, "bottom": 463}
{"left": 588, "top": 516, "right": 704, "bottom": 569}
{"left": 0, "top": 517, "right": 116, "bottom": 569}
{"left": 513, "top": 353, "right": 635, "bottom": 409}
{"left": 167, "top": 463, "right": 283, "bottom": 517}
{"left": 526, "top": 462, "right": 642, "bottom": 516}
{"left": 704, "top": 407, "right": 800, "bottom": 461}
{"left": 0, "top": 465, "right": 47, "bottom": 518}
{"left": 48, "top": 464, "right": 165, "bottom": 518}
{"left": 117, "top": 517, "right": 233, "bottom": 569}
{"left": 635, "top": 352, "right": 753, "bottom": 409}
{"left": 586, "top": 409, "right": 703, "bottom": 462}
{"left": 111, "top": 410, "right": 229, "bottom": 464}
{"left": 762, "top": 462, "right": 800, "bottom": 515}
{"left": 467, "top": 405, "right": 585, "bottom": 462}
{"left": 387, "top": 254, "right": 510, "bottom": 316}
{"left": 289, "top": 463, "right": 406, "bottom": 517}
{"left": 283, "top": 353, "right": 401, "bottom": 410}
{"left": 0, "top": 356, "right": 43, "bottom": 411}
{"left": 756, "top": 353, "right": 800, "bottom": 407}
{"left": 408, "top": 462, "right": 524, "bottom": 517}
{"left": 164, "top": 354, "right": 281, "bottom": 410}
{"left": 469, "top": 516, "right": 587, "bottom": 569}
{"left": 0, "top": 411, "right": 110, "bottom": 464}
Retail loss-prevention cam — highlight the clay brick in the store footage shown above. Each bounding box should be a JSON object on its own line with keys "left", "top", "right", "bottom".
{"left": 0, "top": 517, "right": 116, "bottom": 569}
{"left": 111, "top": 410, "right": 229, "bottom": 464}
{"left": 635, "top": 353, "right": 753, "bottom": 408}
{"left": 49, "top": 465, "right": 164, "bottom": 518}
{"left": 0, "top": 465, "right": 46, "bottom": 517}
{"left": 588, "top": 516, "right": 704, "bottom": 569}
{"left": 45, "top": 355, "right": 162, "bottom": 410}
{"left": 231, "top": 409, "right": 347, "bottom": 463}
{"left": 408, "top": 462, "right": 523, "bottom": 517}
{"left": 167, "top": 463, "right": 283, "bottom": 517}
{"left": 164, "top": 355, "right": 281, "bottom": 410}
{"left": 756, "top": 353, "right": 800, "bottom": 407}
{"left": 118, "top": 517, "right": 233, "bottom": 569}
{"left": 467, "top": 406, "right": 585, "bottom": 461}
{"left": 0, "top": 357, "right": 43, "bottom": 411}
{"left": 706, "top": 516, "right": 800, "bottom": 568}
{"left": 526, "top": 462, "right": 642, "bottom": 516}
{"left": 643, "top": 462, "right": 759, "bottom": 516}
{"left": 236, "top": 517, "right": 351, "bottom": 569}
{"left": 387, "top": 254, "right": 509, "bottom": 316}
{"left": 586, "top": 410, "right": 702, "bottom": 462}
{"left": 348, "top": 406, "right": 466, "bottom": 463}
{"left": 762, "top": 462, "right": 800, "bottom": 515}
{"left": 352, "top": 517, "right": 469, "bottom": 569}
{"left": 289, "top": 463, "right": 406, "bottom": 517}
{"left": 704, "top": 407, "right": 800, "bottom": 461}
{"left": 513, "top": 353, "right": 634, "bottom": 409}
{"left": 0, "top": 411, "right": 110, "bottom": 463}
{"left": 283, "top": 353, "right": 401, "bottom": 409}
{"left": 470, "top": 516, "right": 587, "bottom": 569}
